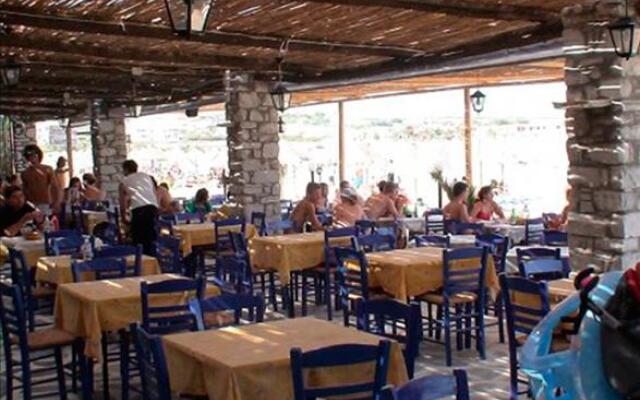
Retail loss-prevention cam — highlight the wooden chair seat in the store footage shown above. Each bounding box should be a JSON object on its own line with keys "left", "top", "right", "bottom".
{"left": 32, "top": 286, "right": 56, "bottom": 299}
{"left": 203, "top": 311, "right": 236, "bottom": 328}
{"left": 11, "top": 328, "right": 76, "bottom": 350}
{"left": 418, "top": 291, "right": 478, "bottom": 305}
{"left": 516, "top": 334, "right": 571, "bottom": 353}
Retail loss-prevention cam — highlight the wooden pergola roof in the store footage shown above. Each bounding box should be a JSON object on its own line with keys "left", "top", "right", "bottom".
{"left": 0, "top": 0, "right": 577, "bottom": 121}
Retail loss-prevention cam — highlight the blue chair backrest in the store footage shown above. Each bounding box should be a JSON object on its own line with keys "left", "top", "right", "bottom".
{"left": 174, "top": 212, "right": 204, "bottom": 225}
{"left": 70, "top": 205, "right": 84, "bottom": 232}
{"left": 355, "top": 219, "right": 377, "bottom": 235}
{"left": 324, "top": 226, "right": 358, "bottom": 266}
{"left": 442, "top": 247, "right": 488, "bottom": 298}
{"left": 425, "top": 209, "right": 445, "bottom": 234}
{"left": 334, "top": 247, "right": 370, "bottom": 305}
{"left": 141, "top": 278, "right": 204, "bottom": 335}
{"left": 500, "top": 275, "right": 550, "bottom": 338}
{"left": 210, "top": 194, "right": 225, "bottom": 206}
{"left": 543, "top": 230, "right": 568, "bottom": 246}
{"left": 133, "top": 324, "right": 172, "bottom": 400}
{"left": 157, "top": 217, "right": 175, "bottom": 236}
{"left": 214, "top": 218, "right": 246, "bottom": 256}
{"left": 451, "top": 222, "right": 484, "bottom": 235}
{"left": 155, "top": 236, "right": 182, "bottom": 274}
{"left": 213, "top": 256, "right": 252, "bottom": 294}
{"left": 516, "top": 247, "right": 561, "bottom": 264}
{"left": 519, "top": 259, "right": 568, "bottom": 281}
{"left": 290, "top": 340, "right": 391, "bottom": 400}
{"left": 71, "top": 257, "right": 128, "bottom": 282}
{"left": 525, "top": 218, "right": 545, "bottom": 245}
{"left": 355, "top": 233, "right": 395, "bottom": 253}
{"left": 45, "top": 229, "right": 83, "bottom": 256}
{"left": 83, "top": 200, "right": 110, "bottom": 211}
{"left": 189, "top": 293, "right": 265, "bottom": 330}
{"left": 415, "top": 234, "right": 450, "bottom": 248}
{"left": 250, "top": 212, "right": 267, "bottom": 236}
{"left": 265, "top": 219, "right": 294, "bottom": 235}
{"left": 95, "top": 244, "right": 142, "bottom": 276}
{"left": 229, "top": 231, "right": 248, "bottom": 257}
{"left": 380, "top": 369, "right": 470, "bottom": 400}
{"left": 356, "top": 299, "right": 421, "bottom": 379}
{"left": 0, "top": 283, "right": 29, "bottom": 360}
{"left": 475, "top": 234, "right": 510, "bottom": 274}
{"left": 8, "top": 248, "right": 32, "bottom": 299}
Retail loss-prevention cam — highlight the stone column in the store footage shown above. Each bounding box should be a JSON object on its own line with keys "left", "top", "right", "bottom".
{"left": 226, "top": 73, "right": 281, "bottom": 222}
{"left": 90, "top": 115, "right": 127, "bottom": 202}
{"left": 12, "top": 120, "right": 37, "bottom": 173}
{"left": 563, "top": 0, "right": 640, "bottom": 271}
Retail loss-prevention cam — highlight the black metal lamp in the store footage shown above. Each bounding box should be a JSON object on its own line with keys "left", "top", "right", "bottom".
{"left": 1, "top": 58, "right": 20, "bottom": 87}
{"left": 470, "top": 90, "right": 486, "bottom": 113}
{"left": 608, "top": 0, "right": 635, "bottom": 59}
{"left": 164, "top": 0, "right": 215, "bottom": 36}
{"left": 270, "top": 54, "right": 293, "bottom": 133}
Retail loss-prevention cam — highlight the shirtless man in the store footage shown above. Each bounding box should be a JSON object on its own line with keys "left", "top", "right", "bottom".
{"left": 20, "top": 144, "right": 60, "bottom": 214}
{"left": 290, "top": 182, "right": 323, "bottom": 232}
{"left": 364, "top": 181, "right": 401, "bottom": 220}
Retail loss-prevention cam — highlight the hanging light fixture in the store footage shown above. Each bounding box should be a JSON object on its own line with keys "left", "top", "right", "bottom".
{"left": 129, "top": 78, "right": 142, "bottom": 118}
{"left": 470, "top": 90, "right": 486, "bottom": 113}
{"left": 1, "top": 58, "right": 20, "bottom": 87}
{"left": 270, "top": 41, "right": 293, "bottom": 133}
{"left": 59, "top": 92, "right": 71, "bottom": 127}
{"left": 164, "top": 0, "right": 215, "bottom": 37}
{"left": 609, "top": 0, "right": 635, "bottom": 59}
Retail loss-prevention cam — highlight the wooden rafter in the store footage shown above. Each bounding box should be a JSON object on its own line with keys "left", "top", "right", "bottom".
{"left": 0, "top": 9, "right": 419, "bottom": 58}
{"left": 300, "top": 0, "right": 559, "bottom": 22}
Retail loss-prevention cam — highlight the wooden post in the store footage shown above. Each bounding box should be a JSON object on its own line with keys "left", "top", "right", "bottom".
{"left": 463, "top": 88, "right": 473, "bottom": 184}
{"left": 338, "top": 101, "right": 346, "bottom": 183}
{"left": 65, "top": 120, "right": 74, "bottom": 177}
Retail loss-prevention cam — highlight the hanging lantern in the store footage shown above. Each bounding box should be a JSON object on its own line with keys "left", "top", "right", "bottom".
{"left": 270, "top": 82, "right": 292, "bottom": 133}
{"left": 164, "top": 0, "right": 215, "bottom": 36}
{"left": 1, "top": 58, "right": 20, "bottom": 87}
{"left": 609, "top": 16, "right": 635, "bottom": 59}
{"left": 470, "top": 90, "right": 486, "bottom": 113}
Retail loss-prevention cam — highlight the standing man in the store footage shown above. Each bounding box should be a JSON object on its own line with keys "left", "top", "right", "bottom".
{"left": 119, "top": 160, "right": 158, "bottom": 255}
{"left": 21, "top": 144, "right": 60, "bottom": 214}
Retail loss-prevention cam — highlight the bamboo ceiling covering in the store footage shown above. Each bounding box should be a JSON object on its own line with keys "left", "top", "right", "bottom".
{"left": 0, "top": 0, "right": 579, "bottom": 121}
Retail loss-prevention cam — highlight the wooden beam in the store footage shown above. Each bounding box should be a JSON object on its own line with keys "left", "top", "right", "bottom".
{"left": 464, "top": 87, "right": 472, "bottom": 184}
{"left": 301, "top": 0, "right": 558, "bottom": 22}
{"left": 0, "top": 9, "right": 419, "bottom": 58}
{"left": 23, "top": 62, "right": 224, "bottom": 79}
{"left": 0, "top": 34, "right": 312, "bottom": 75}
{"left": 66, "top": 121, "right": 74, "bottom": 178}
{"left": 338, "top": 101, "right": 346, "bottom": 182}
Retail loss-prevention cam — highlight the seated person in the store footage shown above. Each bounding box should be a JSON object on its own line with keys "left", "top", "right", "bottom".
{"left": 395, "top": 191, "right": 410, "bottom": 215}
{"left": 0, "top": 186, "right": 42, "bottom": 237}
{"left": 443, "top": 181, "right": 473, "bottom": 223}
{"left": 315, "top": 182, "right": 330, "bottom": 213}
{"left": 333, "top": 180, "right": 364, "bottom": 206}
{"left": 549, "top": 186, "right": 572, "bottom": 231}
{"left": 333, "top": 188, "right": 365, "bottom": 227}
{"left": 290, "top": 182, "right": 323, "bottom": 232}
{"left": 471, "top": 186, "right": 505, "bottom": 221}
{"left": 82, "top": 173, "right": 107, "bottom": 202}
{"left": 364, "top": 182, "right": 401, "bottom": 220}
{"left": 66, "top": 177, "right": 84, "bottom": 206}
{"left": 185, "top": 188, "right": 212, "bottom": 214}
{"left": 155, "top": 181, "right": 176, "bottom": 215}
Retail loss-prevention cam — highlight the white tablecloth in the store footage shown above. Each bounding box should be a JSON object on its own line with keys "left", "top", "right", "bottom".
{"left": 482, "top": 222, "right": 526, "bottom": 244}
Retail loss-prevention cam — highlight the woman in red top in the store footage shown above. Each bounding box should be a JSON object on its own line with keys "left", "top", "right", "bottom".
{"left": 471, "top": 186, "right": 505, "bottom": 221}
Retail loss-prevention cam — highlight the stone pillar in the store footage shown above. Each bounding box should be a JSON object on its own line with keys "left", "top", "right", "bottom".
{"left": 226, "top": 73, "right": 281, "bottom": 222}
{"left": 90, "top": 115, "right": 127, "bottom": 202}
{"left": 563, "top": 0, "right": 640, "bottom": 271}
{"left": 12, "top": 120, "right": 37, "bottom": 173}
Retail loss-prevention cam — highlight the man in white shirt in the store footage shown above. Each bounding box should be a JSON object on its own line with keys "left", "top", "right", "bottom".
{"left": 119, "top": 159, "right": 158, "bottom": 255}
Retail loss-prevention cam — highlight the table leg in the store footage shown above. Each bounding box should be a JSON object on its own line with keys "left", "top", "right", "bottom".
{"left": 282, "top": 283, "right": 295, "bottom": 318}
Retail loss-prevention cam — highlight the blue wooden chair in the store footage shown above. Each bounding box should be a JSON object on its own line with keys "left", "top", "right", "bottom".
{"left": 335, "top": 247, "right": 382, "bottom": 327}
{"left": 174, "top": 212, "right": 204, "bottom": 225}
{"left": 8, "top": 248, "right": 55, "bottom": 331}
{"left": 417, "top": 247, "right": 489, "bottom": 366}
{"left": 157, "top": 215, "right": 176, "bottom": 236}
{"left": 475, "top": 234, "right": 510, "bottom": 343}
{"left": 415, "top": 234, "right": 450, "bottom": 248}
{"left": 516, "top": 247, "right": 561, "bottom": 265}
{"left": 290, "top": 340, "right": 392, "bottom": 400}
{"left": 140, "top": 278, "right": 204, "bottom": 335}
{"left": 519, "top": 259, "right": 569, "bottom": 281}
{"left": 212, "top": 256, "right": 252, "bottom": 294}
{"left": 0, "top": 282, "right": 75, "bottom": 400}
{"left": 189, "top": 293, "right": 265, "bottom": 330}
{"left": 155, "top": 235, "right": 184, "bottom": 274}
{"left": 425, "top": 209, "right": 445, "bottom": 234}
{"left": 106, "top": 206, "right": 123, "bottom": 243}
{"left": 355, "top": 219, "right": 377, "bottom": 235}
{"left": 95, "top": 244, "right": 142, "bottom": 277}
{"left": 214, "top": 218, "right": 246, "bottom": 257}
{"left": 44, "top": 229, "right": 83, "bottom": 256}
{"left": 71, "top": 257, "right": 128, "bottom": 282}
{"left": 132, "top": 324, "right": 172, "bottom": 400}
{"left": 83, "top": 200, "right": 110, "bottom": 211}
{"left": 380, "top": 369, "right": 470, "bottom": 400}
{"left": 250, "top": 211, "right": 267, "bottom": 236}
{"left": 323, "top": 226, "right": 359, "bottom": 320}
{"left": 356, "top": 299, "right": 421, "bottom": 378}
{"left": 500, "top": 275, "right": 554, "bottom": 400}
{"left": 524, "top": 217, "right": 545, "bottom": 245}
{"left": 543, "top": 230, "right": 568, "bottom": 246}
{"left": 355, "top": 232, "right": 395, "bottom": 253}
{"left": 265, "top": 219, "right": 294, "bottom": 235}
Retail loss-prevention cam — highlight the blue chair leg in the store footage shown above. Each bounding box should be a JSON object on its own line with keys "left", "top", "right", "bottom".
{"left": 120, "top": 330, "right": 130, "bottom": 400}
{"left": 435, "top": 305, "right": 443, "bottom": 341}
{"left": 5, "top": 347, "right": 14, "bottom": 400}
{"left": 427, "top": 303, "right": 433, "bottom": 338}
{"left": 496, "top": 294, "right": 505, "bottom": 344}
{"left": 301, "top": 274, "right": 308, "bottom": 316}
{"left": 325, "top": 271, "right": 333, "bottom": 321}
{"left": 100, "top": 335, "right": 110, "bottom": 399}
{"left": 455, "top": 304, "right": 463, "bottom": 351}
{"left": 444, "top": 305, "right": 452, "bottom": 367}
{"left": 508, "top": 347, "right": 520, "bottom": 400}
{"left": 464, "top": 302, "right": 473, "bottom": 349}
{"left": 268, "top": 272, "right": 278, "bottom": 311}
{"left": 476, "top": 301, "right": 486, "bottom": 360}
{"left": 21, "top": 355, "right": 32, "bottom": 400}
{"left": 54, "top": 347, "right": 68, "bottom": 400}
